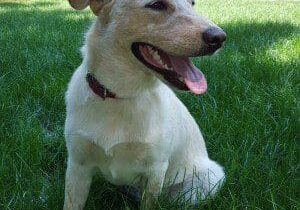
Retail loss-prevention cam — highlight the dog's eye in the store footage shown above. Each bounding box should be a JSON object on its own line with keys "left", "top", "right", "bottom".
{"left": 145, "top": 1, "right": 168, "bottom": 11}
{"left": 192, "top": 1, "right": 195, "bottom": 6}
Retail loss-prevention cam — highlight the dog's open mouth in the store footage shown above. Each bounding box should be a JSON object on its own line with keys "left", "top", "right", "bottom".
{"left": 131, "top": 42, "right": 207, "bottom": 94}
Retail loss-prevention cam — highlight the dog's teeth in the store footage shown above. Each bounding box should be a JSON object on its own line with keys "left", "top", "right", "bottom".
{"left": 164, "top": 64, "right": 171, "bottom": 70}
{"left": 153, "top": 52, "right": 161, "bottom": 62}
{"left": 147, "top": 46, "right": 168, "bottom": 68}
{"left": 147, "top": 46, "right": 154, "bottom": 54}
{"left": 163, "top": 64, "right": 173, "bottom": 71}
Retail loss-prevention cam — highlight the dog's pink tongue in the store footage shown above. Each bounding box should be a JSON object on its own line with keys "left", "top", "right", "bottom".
{"left": 169, "top": 56, "right": 207, "bottom": 94}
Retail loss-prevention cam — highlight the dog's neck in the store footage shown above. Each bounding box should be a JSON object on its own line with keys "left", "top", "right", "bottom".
{"left": 81, "top": 20, "right": 159, "bottom": 99}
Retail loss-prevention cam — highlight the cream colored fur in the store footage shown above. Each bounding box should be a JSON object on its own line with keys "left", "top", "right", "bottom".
{"left": 64, "top": 0, "right": 225, "bottom": 209}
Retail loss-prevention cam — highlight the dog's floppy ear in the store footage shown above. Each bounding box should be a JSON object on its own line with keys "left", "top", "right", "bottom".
{"left": 68, "top": 0, "right": 89, "bottom": 10}
{"left": 68, "top": 0, "right": 111, "bottom": 16}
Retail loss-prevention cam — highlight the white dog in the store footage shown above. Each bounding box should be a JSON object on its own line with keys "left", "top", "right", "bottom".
{"left": 64, "top": 0, "right": 227, "bottom": 209}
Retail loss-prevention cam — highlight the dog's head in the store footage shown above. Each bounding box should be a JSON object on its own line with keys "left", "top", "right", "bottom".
{"left": 69, "top": 0, "right": 226, "bottom": 94}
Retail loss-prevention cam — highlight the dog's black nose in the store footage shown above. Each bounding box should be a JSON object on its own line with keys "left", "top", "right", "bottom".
{"left": 203, "top": 27, "right": 226, "bottom": 49}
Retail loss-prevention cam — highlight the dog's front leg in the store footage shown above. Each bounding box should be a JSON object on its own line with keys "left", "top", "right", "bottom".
{"left": 140, "top": 162, "right": 169, "bottom": 210}
{"left": 63, "top": 160, "right": 93, "bottom": 210}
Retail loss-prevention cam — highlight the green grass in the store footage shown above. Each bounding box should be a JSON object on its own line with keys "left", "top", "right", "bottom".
{"left": 0, "top": 0, "right": 299, "bottom": 209}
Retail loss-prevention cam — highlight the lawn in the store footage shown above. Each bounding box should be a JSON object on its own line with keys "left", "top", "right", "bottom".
{"left": 0, "top": 0, "right": 299, "bottom": 209}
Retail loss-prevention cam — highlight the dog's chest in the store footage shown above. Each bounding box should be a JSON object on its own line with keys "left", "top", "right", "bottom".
{"left": 81, "top": 104, "right": 172, "bottom": 185}
{"left": 68, "top": 90, "right": 175, "bottom": 185}
{"left": 95, "top": 141, "right": 157, "bottom": 185}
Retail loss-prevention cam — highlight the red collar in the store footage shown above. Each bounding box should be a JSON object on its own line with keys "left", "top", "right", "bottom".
{"left": 86, "top": 73, "right": 117, "bottom": 100}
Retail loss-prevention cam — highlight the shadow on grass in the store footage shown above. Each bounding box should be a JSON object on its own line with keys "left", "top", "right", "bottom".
{"left": 0, "top": 1, "right": 55, "bottom": 8}
{"left": 1, "top": 2, "right": 298, "bottom": 210}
